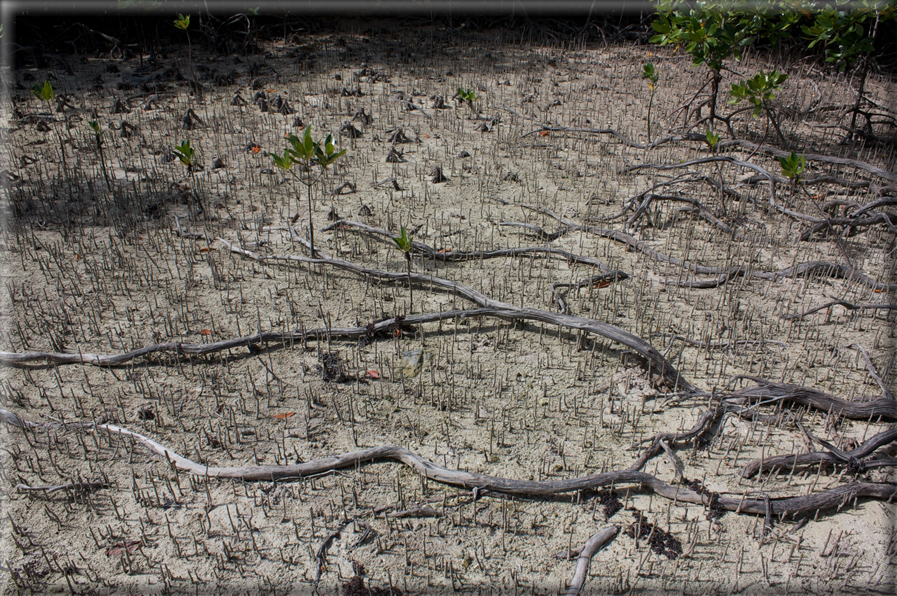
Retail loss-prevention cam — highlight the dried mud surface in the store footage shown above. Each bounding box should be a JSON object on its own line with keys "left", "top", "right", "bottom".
{"left": 0, "top": 18, "right": 896, "bottom": 595}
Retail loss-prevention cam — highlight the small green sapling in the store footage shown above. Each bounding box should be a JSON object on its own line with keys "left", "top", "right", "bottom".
{"left": 88, "top": 120, "right": 112, "bottom": 190}
{"left": 392, "top": 226, "right": 414, "bottom": 314}
{"left": 642, "top": 62, "right": 659, "bottom": 143}
{"left": 274, "top": 125, "right": 347, "bottom": 257}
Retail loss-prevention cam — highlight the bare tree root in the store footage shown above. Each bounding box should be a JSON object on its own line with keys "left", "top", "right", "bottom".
{"left": 622, "top": 156, "right": 779, "bottom": 210}
{"left": 551, "top": 272, "right": 630, "bottom": 314}
{"left": 322, "top": 219, "right": 616, "bottom": 271}
{"left": 492, "top": 198, "right": 897, "bottom": 291}
{"left": 520, "top": 125, "right": 704, "bottom": 150}
{"left": 628, "top": 406, "right": 727, "bottom": 473}
{"left": 216, "top": 238, "right": 695, "bottom": 392}
{"left": 726, "top": 377, "right": 897, "bottom": 421}
{"left": 2, "top": 408, "right": 895, "bottom": 518}
{"left": 739, "top": 427, "right": 897, "bottom": 478}
{"left": 563, "top": 526, "right": 620, "bottom": 596}
{"left": 625, "top": 194, "right": 732, "bottom": 234}
{"left": 783, "top": 298, "right": 897, "bottom": 321}
{"left": 717, "top": 139, "right": 897, "bottom": 184}
{"left": 800, "top": 211, "right": 897, "bottom": 240}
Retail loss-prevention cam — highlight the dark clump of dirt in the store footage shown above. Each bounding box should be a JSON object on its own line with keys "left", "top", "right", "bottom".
{"left": 624, "top": 510, "right": 682, "bottom": 559}
{"left": 317, "top": 350, "right": 348, "bottom": 382}
{"left": 687, "top": 478, "right": 724, "bottom": 521}
{"left": 343, "top": 563, "right": 403, "bottom": 596}
{"left": 595, "top": 489, "right": 623, "bottom": 519}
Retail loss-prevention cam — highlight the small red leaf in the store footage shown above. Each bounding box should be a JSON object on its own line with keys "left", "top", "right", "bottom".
{"left": 200, "top": 329, "right": 212, "bottom": 336}
{"left": 271, "top": 412, "right": 295, "bottom": 420}
{"left": 366, "top": 369, "right": 381, "bottom": 379}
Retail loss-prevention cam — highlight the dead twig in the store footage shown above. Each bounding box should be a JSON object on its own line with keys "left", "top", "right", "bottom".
{"left": 564, "top": 526, "right": 620, "bottom": 596}
{"left": 783, "top": 298, "right": 897, "bottom": 320}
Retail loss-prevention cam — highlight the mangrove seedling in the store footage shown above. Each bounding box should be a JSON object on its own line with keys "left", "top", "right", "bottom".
{"left": 642, "top": 62, "right": 659, "bottom": 143}
{"left": 174, "top": 14, "right": 201, "bottom": 98}
{"left": 275, "top": 125, "right": 347, "bottom": 256}
{"left": 705, "top": 128, "right": 727, "bottom": 215}
{"left": 32, "top": 81, "right": 71, "bottom": 192}
{"left": 392, "top": 226, "right": 414, "bottom": 314}
{"left": 88, "top": 120, "right": 112, "bottom": 190}
{"left": 456, "top": 87, "right": 478, "bottom": 110}
{"left": 778, "top": 150, "right": 806, "bottom": 201}
{"left": 728, "top": 70, "right": 789, "bottom": 146}
{"left": 172, "top": 139, "right": 196, "bottom": 169}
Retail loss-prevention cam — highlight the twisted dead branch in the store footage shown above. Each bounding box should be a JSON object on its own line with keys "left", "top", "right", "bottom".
{"left": 2, "top": 408, "right": 895, "bottom": 518}
{"left": 727, "top": 377, "right": 897, "bottom": 420}
{"left": 322, "top": 219, "right": 616, "bottom": 272}
{"left": 717, "top": 139, "right": 897, "bottom": 184}
{"left": 564, "top": 526, "right": 620, "bottom": 596}
{"left": 739, "top": 427, "right": 897, "bottom": 478}
{"left": 782, "top": 298, "right": 897, "bottom": 320}
{"left": 492, "top": 198, "right": 897, "bottom": 291}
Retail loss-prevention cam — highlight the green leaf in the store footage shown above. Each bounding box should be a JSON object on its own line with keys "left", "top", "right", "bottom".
{"left": 32, "top": 81, "right": 54, "bottom": 102}
{"left": 393, "top": 226, "right": 412, "bottom": 252}
{"left": 172, "top": 139, "right": 195, "bottom": 167}
{"left": 271, "top": 149, "right": 293, "bottom": 170}
{"left": 174, "top": 14, "right": 190, "bottom": 30}
{"left": 705, "top": 129, "right": 720, "bottom": 149}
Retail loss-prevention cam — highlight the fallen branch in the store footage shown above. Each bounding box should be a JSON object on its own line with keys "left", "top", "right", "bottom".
{"left": 491, "top": 198, "right": 897, "bottom": 291}
{"left": 324, "top": 219, "right": 616, "bottom": 271}
{"left": 2, "top": 409, "right": 894, "bottom": 519}
{"left": 726, "top": 377, "right": 897, "bottom": 421}
{"left": 739, "top": 427, "right": 897, "bottom": 478}
{"left": 783, "top": 298, "right": 897, "bottom": 320}
{"left": 520, "top": 125, "right": 703, "bottom": 150}
{"left": 217, "top": 237, "right": 694, "bottom": 391}
{"left": 717, "top": 138, "right": 897, "bottom": 183}
{"left": 564, "top": 526, "right": 620, "bottom": 596}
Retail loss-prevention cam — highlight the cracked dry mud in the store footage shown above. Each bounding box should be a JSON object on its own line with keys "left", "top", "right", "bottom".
{"left": 1, "top": 17, "right": 896, "bottom": 595}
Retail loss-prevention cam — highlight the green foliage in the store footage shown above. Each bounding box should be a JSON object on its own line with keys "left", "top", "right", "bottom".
{"left": 88, "top": 120, "right": 104, "bottom": 146}
{"left": 728, "top": 70, "right": 788, "bottom": 117}
{"left": 642, "top": 62, "right": 659, "bottom": 90}
{"left": 650, "top": 0, "right": 755, "bottom": 72}
{"left": 801, "top": 1, "right": 893, "bottom": 71}
{"left": 705, "top": 129, "right": 720, "bottom": 149}
{"left": 392, "top": 226, "right": 413, "bottom": 255}
{"left": 279, "top": 126, "right": 346, "bottom": 171}
{"left": 32, "top": 81, "right": 54, "bottom": 103}
{"left": 456, "top": 87, "right": 478, "bottom": 106}
{"left": 271, "top": 148, "right": 294, "bottom": 171}
{"left": 174, "top": 13, "right": 190, "bottom": 31}
{"left": 777, "top": 151, "right": 806, "bottom": 180}
{"left": 172, "top": 140, "right": 195, "bottom": 167}
{"left": 314, "top": 133, "right": 347, "bottom": 170}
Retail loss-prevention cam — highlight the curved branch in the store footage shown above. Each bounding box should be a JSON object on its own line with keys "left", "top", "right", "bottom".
{"left": 564, "top": 526, "right": 620, "bottom": 596}
{"left": 324, "top": 219, "right": 615, "bottom": 271}
{"left": 1, "top": 408, "right": 894, "bottom": 518}
{"left": 739, "top": 427, "right": 897, "bottom": 478}
{"left": 491, "top": 198, "right": 896, "bottom": 291}
{"left": 783, "top": 299, "right": 897, "bottom": 320}
{"left": 717, "top": 139, "right": 897, "bottom": 183}
{"left": 726, "top": 378, "right": 897, "bottom": 421}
